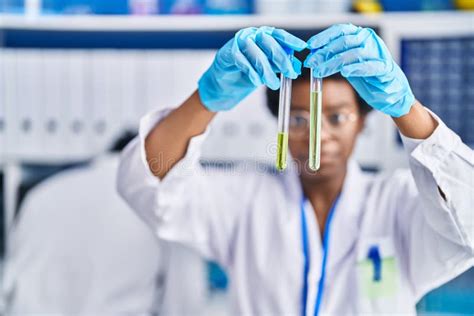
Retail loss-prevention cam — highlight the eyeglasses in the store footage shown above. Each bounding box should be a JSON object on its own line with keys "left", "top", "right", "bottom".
{"left": 289, "top": 109, "right": 358, "bottom": 138}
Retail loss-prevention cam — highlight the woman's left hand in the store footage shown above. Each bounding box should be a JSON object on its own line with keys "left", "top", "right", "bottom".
{"left": 304, "top": 24, "right": 415, "bottom": 117}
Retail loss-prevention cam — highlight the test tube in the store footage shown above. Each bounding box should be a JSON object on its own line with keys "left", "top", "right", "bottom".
{"left": 275, "top": 50, "right": 293, "bottom": 171}
{"left": 309, "top": 69, "right": 322, "bottom": 171}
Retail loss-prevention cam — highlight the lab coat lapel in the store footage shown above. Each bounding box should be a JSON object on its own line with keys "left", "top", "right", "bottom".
{"left": 326, "top": 160, "right": 367, "bottom": 269}
{"left": 281, "top": 159, "right": 367, "bottom": 269}
{"left": 283, "top": 158, "right": 304, "bottom": 220}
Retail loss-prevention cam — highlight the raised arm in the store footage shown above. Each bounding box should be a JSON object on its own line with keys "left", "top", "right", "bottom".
{"left": 118, "top": 27, "right": 306, "bottom": 265}
{"left": 144, "top": 26, "right": 306, "bottom": 179}
{"left": 305, "top": 23, "right": 474, "bottom": 297}
{"left": 145, "top": 91, "right": 215, "bottom": 179}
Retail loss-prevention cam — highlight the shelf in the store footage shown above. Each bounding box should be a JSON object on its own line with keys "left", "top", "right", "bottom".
{"left": 0, "top": 11, "right": 472, "bottom": 31}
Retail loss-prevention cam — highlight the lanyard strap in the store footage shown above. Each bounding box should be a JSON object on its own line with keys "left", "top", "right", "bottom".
{"left": 300, "top": 194, "right": 340, "bottom": 316}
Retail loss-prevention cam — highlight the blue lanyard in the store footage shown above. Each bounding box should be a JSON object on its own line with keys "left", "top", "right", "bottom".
{"left": 300, "top": 194, "right": 340, "bottom": 316}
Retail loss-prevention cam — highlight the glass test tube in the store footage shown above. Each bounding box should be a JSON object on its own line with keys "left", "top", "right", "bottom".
{"left": 275, "top": 60, "right": 292, "bottom": 171}
{"left": 309, "top": 69, "right": 322, "bottom": 171}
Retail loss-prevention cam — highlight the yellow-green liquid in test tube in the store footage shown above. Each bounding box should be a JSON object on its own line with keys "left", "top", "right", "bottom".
{"left": 309, "top": 69, "right": 322, "bottom": 171}
{"left": 276, "top": 74, "right": 292, "bottom": 171}
{"left": 275, "top": 54, "right": 293, "bottom": 171}
{"left": 276, "top": 131, "right": 288, "bottom": 170}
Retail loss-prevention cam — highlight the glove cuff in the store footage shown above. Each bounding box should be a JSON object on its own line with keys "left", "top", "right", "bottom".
{"left": 385, "top": 91, "right": 416, "bottom": 117}
{"left": 198, "top": 73, "right": 245, "bottom": 112}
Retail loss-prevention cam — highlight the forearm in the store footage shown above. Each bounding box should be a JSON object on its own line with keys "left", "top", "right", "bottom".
{"left": 392, "top": 100, "right": 438, "bottom": 140}
{"left": 145, "top": 90, "right": 216, "bottom": 179}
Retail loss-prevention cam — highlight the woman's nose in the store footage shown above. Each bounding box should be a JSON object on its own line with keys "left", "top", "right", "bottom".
{"left": 321, "top": 119, "right": 332, "bottom": 142}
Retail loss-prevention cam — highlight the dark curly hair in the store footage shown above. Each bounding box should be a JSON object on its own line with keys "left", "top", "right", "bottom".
{"left": 265, "top": 50, "right": 372, "bottom": 118}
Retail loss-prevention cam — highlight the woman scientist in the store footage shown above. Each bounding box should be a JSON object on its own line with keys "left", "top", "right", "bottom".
{"left": 117, "top": 24, "right": 474, "bottom": 315}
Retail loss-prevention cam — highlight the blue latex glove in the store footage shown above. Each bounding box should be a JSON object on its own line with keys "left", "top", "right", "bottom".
{"left": 198, "top": 26, "right": 307, "bottom": 111}
{"left": 304, "top": 24, "right": 415, "bottom": 117}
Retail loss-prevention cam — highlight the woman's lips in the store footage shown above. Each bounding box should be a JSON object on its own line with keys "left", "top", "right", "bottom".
{"left": 320, "top": 155, "right": 333, "bottom": 163}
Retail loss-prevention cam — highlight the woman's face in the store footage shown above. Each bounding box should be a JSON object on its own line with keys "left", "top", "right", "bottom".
{"left": 288, "top": 79, "right": 366, "bottom": 181}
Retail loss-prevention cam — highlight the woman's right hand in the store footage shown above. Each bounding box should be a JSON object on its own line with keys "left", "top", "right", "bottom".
{"left": 198, "top": 26, "right": 307, "bottom": 112}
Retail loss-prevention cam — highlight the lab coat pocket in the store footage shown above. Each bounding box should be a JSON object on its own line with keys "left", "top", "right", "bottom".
{"left": 356, "top": 237, "right": 400, "bottom": 300}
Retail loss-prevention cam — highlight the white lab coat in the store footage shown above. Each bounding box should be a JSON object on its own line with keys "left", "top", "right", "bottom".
{"left": 3, "top": 155, "right": 207, "bottom": 315}
{"left": 117, "top": 108, "right": 474, "bottom": 316}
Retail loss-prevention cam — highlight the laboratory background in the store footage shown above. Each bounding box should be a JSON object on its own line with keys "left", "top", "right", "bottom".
{"left": 0, "top": 0, "right": 473, "bottom": 314}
